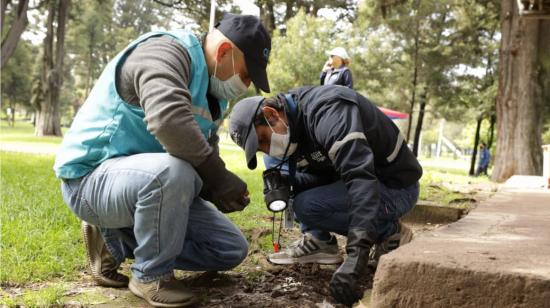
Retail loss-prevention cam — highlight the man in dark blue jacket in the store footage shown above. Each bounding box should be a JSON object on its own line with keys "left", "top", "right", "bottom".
{"left": 229, "top": 85, "right": 422, "bottom": 305}
{"left": 476, "top": 142, "right": 491, "bottom": 176}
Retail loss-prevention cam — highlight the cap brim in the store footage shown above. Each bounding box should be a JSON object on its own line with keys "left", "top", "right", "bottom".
{"left": 246, "top": 58, "right": 270, "bottom": 93}
{"left": 244, "top": 125, "right": 259, "bottom": 169}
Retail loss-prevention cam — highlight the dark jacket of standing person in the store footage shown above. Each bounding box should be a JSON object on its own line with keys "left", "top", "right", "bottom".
{"left": 320, "top": 47, "right": 353, "bottom": 88}
{"left": 476, "top": 143, "right": 491, "bottom": 176}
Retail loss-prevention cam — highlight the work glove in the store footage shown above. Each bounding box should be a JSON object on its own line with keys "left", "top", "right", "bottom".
{"left": 330, "top": 229, "right": 373, "bottom": 306}
{"left": 196, "top": 151, "right": 250, "bottom": 213}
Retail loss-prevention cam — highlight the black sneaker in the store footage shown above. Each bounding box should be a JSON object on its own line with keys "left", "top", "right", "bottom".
{"left": 368, "top": 222, "right": 413, "bottom": 270}
{"left": 268, "top": 233, "right": 343, "bottom": 265}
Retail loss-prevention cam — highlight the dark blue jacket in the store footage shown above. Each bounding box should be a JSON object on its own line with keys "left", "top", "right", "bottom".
{"left": 285, "top": 85, "right": 422, "bottom": 238}
{"left": 478, "top": 148, "right": 490, "bottom": 168}
{"left": 320, "top": 66, "right": 353, "bottom": 88}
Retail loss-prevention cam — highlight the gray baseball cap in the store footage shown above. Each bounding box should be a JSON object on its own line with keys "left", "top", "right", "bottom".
{"left": 229, "top": 96, "right": 265, "bottom": 170}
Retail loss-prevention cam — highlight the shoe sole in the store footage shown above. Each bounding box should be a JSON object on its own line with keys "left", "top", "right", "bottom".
{"left": 268, "top": 252, "right": 343, "bottom": 265}
{"left": 399, "top": 223, "right": 413, "bottom": 246}
{"left": 129, "top": 280, "right": 197, "bottom": 308}
{"left": 81, "top": 221, "right": 128, "bottom": 288}
{"left": 368, "top": 223, "right": 414, "bottom": 271}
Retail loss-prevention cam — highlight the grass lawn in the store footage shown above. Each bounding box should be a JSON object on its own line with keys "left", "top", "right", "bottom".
{"left": 0, "top": 121, "right": 492, "bottom": 305}
{"left": 0, "top": 152, "right": 84, "bottom": 285}
{"left": 0, "top": 122, "right": 64, "bottom": 145}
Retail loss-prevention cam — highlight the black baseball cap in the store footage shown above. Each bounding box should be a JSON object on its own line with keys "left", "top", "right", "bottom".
{"left": 229, "top": 96, "right": 265, "bottom": 169}
{"left": 216, "top": 13, "right": 271, "bottom": 93}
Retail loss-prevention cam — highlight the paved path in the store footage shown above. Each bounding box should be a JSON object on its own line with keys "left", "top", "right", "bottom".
{"left": 370, "top": 182, "right": 550, "bottom": 307}
{"left": 0, "top": 142, "right": 59, "bottom": 155}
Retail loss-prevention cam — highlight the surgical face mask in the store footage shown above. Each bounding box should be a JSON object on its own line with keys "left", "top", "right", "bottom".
{"left": 265, "top": 116, "right": 297, "bottom": 159}
{"left": 209, "top": 49, "right": 248, "bottom": 100}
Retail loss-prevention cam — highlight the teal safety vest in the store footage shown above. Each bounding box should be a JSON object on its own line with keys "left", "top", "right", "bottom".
{"left": 54, "top": 30, "right": 227, "bottom": 179}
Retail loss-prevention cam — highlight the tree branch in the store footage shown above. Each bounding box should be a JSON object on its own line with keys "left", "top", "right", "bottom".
{"left": 152, "top": 0, "right": 184, "bottom": 8}
{"left": 1, "top": 0, "right": 29, "bottom": 68}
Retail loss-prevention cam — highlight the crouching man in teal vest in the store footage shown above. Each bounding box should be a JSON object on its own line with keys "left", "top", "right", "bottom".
{"left": 54, "top": 14, "right": 271, "bottom": 307}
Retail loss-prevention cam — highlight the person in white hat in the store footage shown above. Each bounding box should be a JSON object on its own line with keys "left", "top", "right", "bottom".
{"left": 320, "top": 47, "right": 353, "bottom": 88}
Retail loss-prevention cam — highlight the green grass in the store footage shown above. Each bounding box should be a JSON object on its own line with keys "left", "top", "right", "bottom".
{"left": 0, "top": 121, "right": 64, "bottom": 145}
{"left": 1, "top": 284, "right": 66, "bottom": 307}
{"left": 225, "top": 152, "right": 271, "bottom": 230}
{"left": 0, "top": 152, "right": 85, "bottom": 286}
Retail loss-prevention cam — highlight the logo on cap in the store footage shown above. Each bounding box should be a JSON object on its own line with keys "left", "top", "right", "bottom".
{"left": 230, "top": 130, "right": 242, "bottom": 145}
{"left": 263, "top": 48, "right": 270, "bottom": 61}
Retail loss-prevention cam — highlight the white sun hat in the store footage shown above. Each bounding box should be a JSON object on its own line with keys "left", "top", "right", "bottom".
{"left": 326, "top": 47, "right": 350, "bottom": 60}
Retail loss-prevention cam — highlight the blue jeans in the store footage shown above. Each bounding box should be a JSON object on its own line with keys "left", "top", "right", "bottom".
{"left": 61, "top": 153, "right": 248, "bottom": 282}
{"left": 293, "top": 181, "right": 419, "bottom": 243}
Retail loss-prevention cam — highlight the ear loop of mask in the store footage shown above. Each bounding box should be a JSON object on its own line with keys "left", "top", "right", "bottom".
{"left": 213, "top": 46, "right": 236, "bottom": 79}
{"left": 264, "top": 114, "right": 288, "bottom": 132}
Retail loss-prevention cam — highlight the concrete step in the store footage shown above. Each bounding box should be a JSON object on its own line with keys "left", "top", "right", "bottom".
{"left": 402, "top": 201, "right": 467, "bottom": 224}
{"left": 370, "top": 189, "right": 550, "bottom": 308}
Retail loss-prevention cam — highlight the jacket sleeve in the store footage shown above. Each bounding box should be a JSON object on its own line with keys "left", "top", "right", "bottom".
{"left": 320, "top": 71, "right": 327, "bottom": 85}
{"left": 119, "top": 35, "right": 212, "bottom": 166}
{"left": 342, "top": 69, "right": 353, "bottom": 89}
{"left": 310, "top": 100, "right": 380, "bottom": 237}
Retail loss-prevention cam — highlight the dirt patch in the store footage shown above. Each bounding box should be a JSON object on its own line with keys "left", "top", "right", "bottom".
{"left": 182, "top": 264, "right": 372, "bottom": 308}
{"left": 184, "top": 227, "right": 371, "bottom": 307}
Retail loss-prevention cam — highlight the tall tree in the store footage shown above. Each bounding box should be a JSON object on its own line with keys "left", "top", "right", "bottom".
{"left": 491, "top": 0, "right": 550, "bottom": 181}
{"left": 266, "top": 9, "right": 337, "bottom": 93}
{"left": 152, "top": 0, "right": 235, "bottom": 31}
{"left": 67, "top": 0, "right": 116, "bottom": 98}
{"left": 1, "top": 0, "right": 29, "bottom": 67}
{"left": 115, "top": 0, "right": 169, "bottom": 34}
{"left": 446, "top": 0, "right": 500, "bottom": 174}
{"left": 34, "top": 0, "right": 70, "bottom": 136}
{"left": 256, "top": 0, "right": 356, "bottom": 34}
{"left": 1, "top": 39, "right": 34, "bottom": 125}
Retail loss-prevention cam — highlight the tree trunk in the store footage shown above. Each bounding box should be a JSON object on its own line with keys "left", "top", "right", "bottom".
{"left": 35, "top": 0, "right": 55, "bottom": 136}
{"left": 406, "top": 14, "right": 420, "bottom": 142}
{"left": 259, "top": 0, "right": 275, "bottom": 33}
{"left": 412, "top": 89, "right": 427, "bottom": 157}
{"left": 470, "top": 117, "right": 483, "bottom": 176}
{"left": 491, "top": 0, "right": 549, "bottom": 182}
{"left": 1, "top": 0, "right": 29, "bottom": 68}
{"left": 284, "top": 0, "right": 294, "bottom": 23}
{"left": 35, "top": 0, "right": 70, "bottom": 137}
{"left": 8, "top": 99, "right": 15, "bottom": 126}
{"left": 487, "top": 113, "right": 496, "bottom": 149}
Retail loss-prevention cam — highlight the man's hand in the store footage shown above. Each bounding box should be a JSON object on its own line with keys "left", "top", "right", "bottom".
{"left": 196, "top": 151, "right": 250, "bottom": 213}
{"left": 330, "top": 229, "right": 373, "bottom": 306}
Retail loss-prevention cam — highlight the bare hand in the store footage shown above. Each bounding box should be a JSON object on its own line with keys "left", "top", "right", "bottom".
{"left": 323, "top": 60, "right": 332, "bottom": 72}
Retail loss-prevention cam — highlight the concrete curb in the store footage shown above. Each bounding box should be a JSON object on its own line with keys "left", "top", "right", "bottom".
{"left": 370, "top": 189, "right": 550, "bottom": 308}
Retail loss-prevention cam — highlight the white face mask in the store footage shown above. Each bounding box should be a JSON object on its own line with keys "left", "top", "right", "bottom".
{"left": 265, "top": 115, "right": 297, "bottom": 159}
{"left": 209, "top": 49, "right": 248, "bottom": 100}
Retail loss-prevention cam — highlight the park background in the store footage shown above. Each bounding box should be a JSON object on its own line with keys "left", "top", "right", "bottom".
{"left": 1, "top": 0, "right": 549, "bottom": 306}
